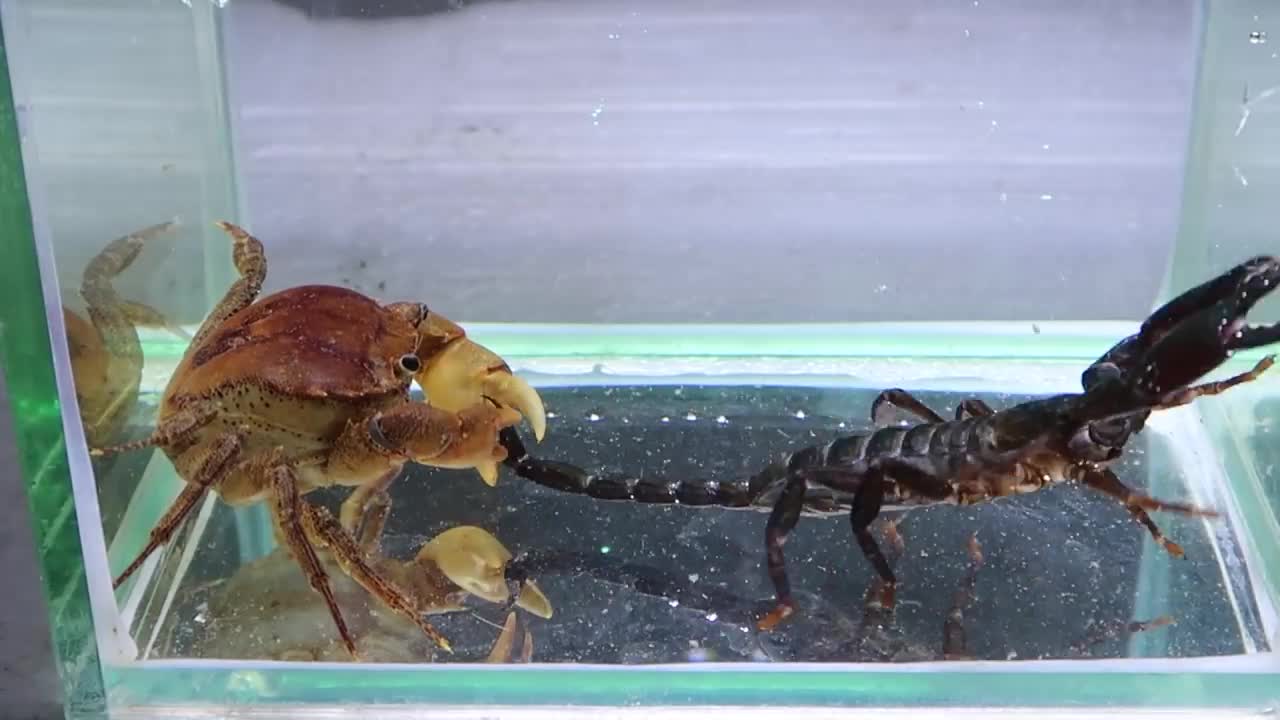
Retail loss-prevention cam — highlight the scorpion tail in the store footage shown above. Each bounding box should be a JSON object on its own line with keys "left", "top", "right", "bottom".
{"left": 497, "top": 427, "right": 758, "bottom": 509}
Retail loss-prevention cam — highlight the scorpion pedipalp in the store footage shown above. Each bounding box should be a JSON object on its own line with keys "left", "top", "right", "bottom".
{"left": 1086, "top": 255, "right": 1280, "bottom": 410}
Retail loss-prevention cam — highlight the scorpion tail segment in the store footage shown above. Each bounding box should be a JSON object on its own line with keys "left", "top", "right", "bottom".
{"left": 497, "top": 427, "right": 758, "bottom": 507}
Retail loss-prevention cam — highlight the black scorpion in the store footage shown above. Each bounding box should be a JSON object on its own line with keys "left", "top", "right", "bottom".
{"left": 496, "top": 255, "right": 1280, "bottom": 630}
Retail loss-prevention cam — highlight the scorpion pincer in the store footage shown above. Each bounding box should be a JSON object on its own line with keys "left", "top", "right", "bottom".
{"left": 494, "top": 255, "right": 1280, "bottom": 631}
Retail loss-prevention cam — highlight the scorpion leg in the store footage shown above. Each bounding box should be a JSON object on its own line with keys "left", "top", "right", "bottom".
{"left": 1075, "top": 466, "right": 1217, "bottom": 558}
{"left": 802, "top": 456, "right": 955, "bottom": 615}
{"left": 757, "top": 452, "right": 813, "bottom": 631}
{"left": 871, "top": 389, "right": 945, "bottom": 425}
{"left": 1152, "top": 355, "right": 1274, "bottom": 411}
{"left": 1068, "top": 614, "right": 1174, "bottom": 656}
{"left": 849, "top": 467, "right": 894, "bottom": 608}
{"left": 956, "top": 398, "right": 994, "bottom": 419}
{"left": 942, "top": 533, "right": 984, "bottom": 660}
{"left": 871, "top": 388, "right": 994, "bottom": 426}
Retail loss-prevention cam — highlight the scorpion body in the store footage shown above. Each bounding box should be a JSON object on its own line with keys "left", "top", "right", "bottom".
{"left": 498, "top": 255, "right": 1280, "bottom": 630}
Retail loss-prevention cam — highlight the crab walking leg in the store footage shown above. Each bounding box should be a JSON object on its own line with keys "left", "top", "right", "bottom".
{"left": 301, "top": 500, "right": 453, "bottom": 653}
{"left": 189, "top": 221, "right": 267, "bottom": 350}
{"left": 112, "top": 432, "right": 242, "bottom": 588}
{"left": 485, "top": 612, "right": 536, "bottom": 664}
{"left": 92, "top": 403, "right": 218, "bottom": 456}
{"left": 351, "top": 481, "right": 395, "bottom": 555}
{"left": 117, "top": 299, "right": 191, "bottom": 340}
{"left": 79, "top": 220, "right": 178, "bottom": 358}
{"left": 338, "top": 467, "right": 402, "bottom": 552}
{"left": 266, "top": 464, "right": 361, "bottom": 659}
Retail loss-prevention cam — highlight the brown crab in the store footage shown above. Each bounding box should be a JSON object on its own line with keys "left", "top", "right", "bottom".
{"left": 95, "top": 220, "right": 547, "bottom": 659}
{"left": 64, "top": 221, "right": 188, "bottom": 448}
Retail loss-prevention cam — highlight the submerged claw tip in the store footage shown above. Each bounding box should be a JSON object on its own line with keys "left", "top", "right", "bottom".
{"left": 492, "top": 373, "right": 546, "bottom": 444}
{"left": 476, "top": 460, "right": 499, "bottom": 487}
{"left": 515, "top": 580, "right": 554, "bottom": 619}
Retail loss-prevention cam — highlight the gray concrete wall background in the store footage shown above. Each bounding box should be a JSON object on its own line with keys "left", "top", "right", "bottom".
{"left": 224, "top": 0, "right": 1198, "bottom": 324}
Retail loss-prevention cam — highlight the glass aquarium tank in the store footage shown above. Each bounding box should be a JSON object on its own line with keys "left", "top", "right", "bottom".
{"left": 1, "top": 0, "right": 1278, "bottom": 718}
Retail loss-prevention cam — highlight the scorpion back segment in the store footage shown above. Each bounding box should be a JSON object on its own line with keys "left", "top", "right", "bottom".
{"left": 497, "top": 255, "right": 1280, "bottom": 630}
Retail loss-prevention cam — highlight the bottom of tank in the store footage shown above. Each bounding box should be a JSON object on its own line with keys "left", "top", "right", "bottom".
{"left": 90, "top": 347, "right": 1280, "bottom": 714}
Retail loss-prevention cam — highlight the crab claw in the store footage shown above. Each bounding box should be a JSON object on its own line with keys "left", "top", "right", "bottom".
{"left": 416, "top": 314, "right": 547, "bottom": 444}
{"left": 415, "top": 526, "right": 554, "bottom": 619}
{"left": 439, "top": 402, "right": 523, "bottom": 487}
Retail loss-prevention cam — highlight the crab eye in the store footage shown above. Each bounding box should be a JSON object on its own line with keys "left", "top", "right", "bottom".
{"left": 398, "top": 354, "right": 422, "bottom": 373}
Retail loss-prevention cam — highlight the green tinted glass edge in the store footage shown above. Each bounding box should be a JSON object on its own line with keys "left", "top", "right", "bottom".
{"left": 105, "top": 663, "right": 1278, "bottom": 710}
{"left": 0, "top": 20, "right": 107, "bottom": 720}
{"left": 137, "top": 321, "right": 1238, "bottom": 364}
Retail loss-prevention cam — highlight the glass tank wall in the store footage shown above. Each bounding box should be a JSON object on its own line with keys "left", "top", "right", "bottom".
{"left": 1, "top": 0, "right": 1278, "bottom": 717}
